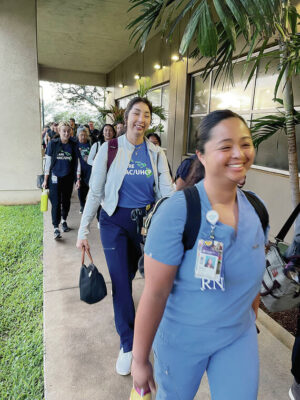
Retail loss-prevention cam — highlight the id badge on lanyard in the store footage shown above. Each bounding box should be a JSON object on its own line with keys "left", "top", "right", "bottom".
{"left": 194, "top": 210, "right": 225, "bottom": 291}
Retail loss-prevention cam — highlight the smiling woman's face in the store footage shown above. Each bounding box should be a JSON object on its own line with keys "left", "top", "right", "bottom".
{"left": 59, "top": 126, "right": 71, "bottom": 143}
{"left": 198, "top": 117, "right": 255, "bottom": 186}
{"left": 103, "top": 125, "right": 115, "bottom": 141}
{"left": 126, "top": 102, "right": 151, "bottom": 139}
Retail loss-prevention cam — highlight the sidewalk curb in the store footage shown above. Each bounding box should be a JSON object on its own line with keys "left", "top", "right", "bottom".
{"left": 258, "top": 308, "right": 294, "bottom": 350}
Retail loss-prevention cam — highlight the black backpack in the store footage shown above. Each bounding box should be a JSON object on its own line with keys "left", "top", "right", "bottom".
{"left": 137, "top": 186, "right": 268, "bottom": 276}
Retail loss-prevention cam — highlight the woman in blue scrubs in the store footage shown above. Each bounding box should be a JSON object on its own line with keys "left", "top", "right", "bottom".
{"left": 131, "top": 110, "right": 268, "bottom": 399}
{"left": 76, "top": 97, "right": 174, "bottom": 376}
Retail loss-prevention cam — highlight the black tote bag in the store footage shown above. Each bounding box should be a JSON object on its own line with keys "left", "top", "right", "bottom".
{"left": 79, "top": 248, "right": 107, "bottom": 304}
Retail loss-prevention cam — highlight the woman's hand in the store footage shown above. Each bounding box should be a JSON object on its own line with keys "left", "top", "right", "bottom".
{"left": 76, "top": 239, "right": 90, "bottom": 251}
{"left": 42, "top": 179, "right": 48, "bottom": 189}
{"left": 75, "top": 180, "right": 80, "bottom": 190}
{"left": 131, "top": 359, "right": 156, "bottom": 395}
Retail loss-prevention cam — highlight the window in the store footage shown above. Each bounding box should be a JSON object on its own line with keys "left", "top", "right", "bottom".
{"left": 118, "top": 95, "right": 134, "bottom": 110}
{"left": 188, "top": 56, "right": 300, "bottom": 172}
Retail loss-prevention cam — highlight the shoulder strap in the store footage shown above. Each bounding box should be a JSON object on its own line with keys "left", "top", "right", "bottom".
{"left": 96, "top": 142, "right": 99, "bottom": 155}
{"left": 50, "top": 140, "right": 62, "bottom": 172}
{"left": 276, "top": 202, "right": 300, "bottom": 242}
{"left": 107, "top": 138, "right": 118, "bottom": 172}
{"left": 182, "top": 186, "right": 201, "bottom": 251}
{"left": 242, "top": 190, "right": 269, "bottom": 234}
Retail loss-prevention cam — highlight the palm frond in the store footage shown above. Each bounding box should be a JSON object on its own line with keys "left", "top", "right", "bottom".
{"left": 137, "top": 77, "right": 153, "bottom": 97}
{"left": 251, "top": 110, "right": 300, "bottom": 148}
{"left": 152, "top": 105, "right": 166, "bottom": 120}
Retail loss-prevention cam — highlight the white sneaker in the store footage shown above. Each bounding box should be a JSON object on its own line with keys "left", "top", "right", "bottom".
{"left": 116, "top": 348, "right": 132, "bottom": 375}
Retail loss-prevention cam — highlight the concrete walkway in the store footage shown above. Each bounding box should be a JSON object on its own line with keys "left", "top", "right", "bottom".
{"left": 44, "top": 195, "right": 294, "bottom": 400}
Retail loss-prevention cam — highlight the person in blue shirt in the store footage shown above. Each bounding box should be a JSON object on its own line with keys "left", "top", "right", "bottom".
{"left": 76, "top": 97, "right": 174, "bottom": 377}
{"left": 131, "top": 110, "right": 268, "bottom": 400}
{"left": 76, "top": 126, "right": 92, "bottom": 213}
{"left": 43, "top": 121, "right": 80, "bottom": 239}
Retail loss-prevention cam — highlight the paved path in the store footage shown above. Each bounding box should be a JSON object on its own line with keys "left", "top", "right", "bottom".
{"left": 44, "top": 195, "right": 294, "bottom": 399}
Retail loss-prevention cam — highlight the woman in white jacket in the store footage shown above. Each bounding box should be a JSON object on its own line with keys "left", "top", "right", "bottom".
{"left": 76, "top": 97, "right": 174, "bottom": 376}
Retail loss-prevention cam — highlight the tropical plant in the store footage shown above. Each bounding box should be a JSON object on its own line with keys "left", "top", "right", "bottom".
{"left": 137, "top": 77, "right": 167, "bottom": 121}
{"left": 100, "top": 105, "right": 126, "bottom": 124}
{"left": 128, "top": 0, "right": 300, "bottom": 207}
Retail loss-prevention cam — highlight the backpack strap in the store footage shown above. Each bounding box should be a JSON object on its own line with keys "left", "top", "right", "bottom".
{"left": 182, "top": 186, "right": 201, "bottom": 251}
{"left": 275, "top": 202, "right": 300, "bottom": 242}
{"left": 49, "top": 139, "right": 62, "bottom": 172}
{"left": 242, "top": 190, "right": 269, "bottom": 234}
{"left": 107, "top": 138, "right": 118, "bottom": 172}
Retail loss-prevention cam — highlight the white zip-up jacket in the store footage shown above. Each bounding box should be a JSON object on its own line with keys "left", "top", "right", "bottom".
{"left": 78, "top": 135, "right": 174, "bottom": 240}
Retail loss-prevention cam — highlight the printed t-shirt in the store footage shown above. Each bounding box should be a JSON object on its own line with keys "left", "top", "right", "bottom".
{"left": 118, "top": 141, "right": 155, "bottom": 208}
{"left": 46, "top": 141, "right": 73, "bottom": 178}
{"left": 144, "top": 180, "right": 267, "bottom": 354}
{"left": 77, "top": 142, "right": 91, "bottom": 178}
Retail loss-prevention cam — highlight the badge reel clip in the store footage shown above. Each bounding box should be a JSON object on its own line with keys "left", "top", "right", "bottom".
{"left": 206, "top": 210, "right": 219, "bottom": 245}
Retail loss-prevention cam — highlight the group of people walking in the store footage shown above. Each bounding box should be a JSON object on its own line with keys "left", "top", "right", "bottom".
{"left": 42, "top": 119, "right": 125, "bottom": 238}
{"left": 42, "top": 97, "right": 298, "bottom": 399}
{"left": 72, "top": 97, "right": 269, "bottom": 399}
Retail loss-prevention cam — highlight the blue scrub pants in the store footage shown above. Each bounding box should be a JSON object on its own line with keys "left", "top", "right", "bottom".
{"left": 154, "top": 323, "right": 259, "bottom": 400}
{"left": 48, "top": 173, "right": 74, "bottom": 228}
{"left": 100, "top": 207, "right": 144, "bottom": 352}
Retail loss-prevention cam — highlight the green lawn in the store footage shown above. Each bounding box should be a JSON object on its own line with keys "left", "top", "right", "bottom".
{"left": 0, "top": 205, "right": 44, "bottom": 400}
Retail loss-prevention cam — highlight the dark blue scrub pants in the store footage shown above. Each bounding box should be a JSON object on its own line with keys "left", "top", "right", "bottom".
{"left": 77, "top": 180, "right": 89, "bottom": 209}
{"left": 100, "top": 207, "right": 144, "bottom": 353}
{"left": 48, "top": 173, "right": 74, "bottom": 228}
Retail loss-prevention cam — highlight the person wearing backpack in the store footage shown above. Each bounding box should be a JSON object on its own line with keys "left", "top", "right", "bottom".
{"left": 87, "top": 124, "right": 116, "bottom": 165}
{"left": 76, "top": 97, "right": 174, "bottom": 376}
{"left": 42, "top": 121, "right": 80, "bottom": 239}
{"left": 131, "top": 110, "right": 269, "bottom": 400}
{"left": 76, "top": 126, "right": 92, "bottom": 214}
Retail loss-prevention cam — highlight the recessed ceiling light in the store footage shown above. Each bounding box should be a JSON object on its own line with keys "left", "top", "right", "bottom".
{"left": 154, "top": 64, "right": 161, "bottom": 70}
{"left": 171, "top": 54, "right": 180, "bottom": 61}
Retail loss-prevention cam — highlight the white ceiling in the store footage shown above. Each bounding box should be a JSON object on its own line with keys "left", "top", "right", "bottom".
{"left": 37, "top": 0, "right": 140, "bottom": 74}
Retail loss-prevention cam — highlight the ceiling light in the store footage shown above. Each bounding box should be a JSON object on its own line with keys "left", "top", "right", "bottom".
{"left": 134, "top": 74, "right": 140, "bottom": 80}
{"left": 118, "top": 83, "right": 124, "bottom": 88}
{"left": 154, "top": 64, "right": 161, "bottom": 70}
{"left": 171, "top": 54, "right": 180, "bottom": 61}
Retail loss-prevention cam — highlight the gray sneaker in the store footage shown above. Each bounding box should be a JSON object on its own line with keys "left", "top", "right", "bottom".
{"left": 54, "top": 228, "right": 62, "bottom": 240}
{"left": 289, "top": 379, "right": 300, "bottom": 400}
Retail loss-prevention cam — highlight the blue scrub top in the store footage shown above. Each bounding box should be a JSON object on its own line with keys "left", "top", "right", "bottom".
{"left": 145, "top": 180, "right": 267, "bottom": 354}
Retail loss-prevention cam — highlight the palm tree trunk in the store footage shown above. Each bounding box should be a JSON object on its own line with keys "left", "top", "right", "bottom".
{"left": 282, "top": 50, "right": 300, "bottom": 208}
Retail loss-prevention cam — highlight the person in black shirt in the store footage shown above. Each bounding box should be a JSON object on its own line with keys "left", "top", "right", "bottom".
{"left": 88, "top": 120, "right": 101, "bottom": 144}
{"left": 43, "top": 121, "right": 80, "bottom": 239}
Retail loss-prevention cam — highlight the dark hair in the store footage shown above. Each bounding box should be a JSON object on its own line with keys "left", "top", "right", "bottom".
{"left": 183, "top": 158, "right": 205, "bottom": 188}
{"left": 99, "top": 124, "right": 116, "bottom": 144}
{"left": 196, "top": 110, "right": 248, "bottom": 154}
{"left": 146, "top": 133, "right": 161, "bottom": 146}
{"left": 124, "top": 97, "right": 152, "bottom": 123}
{"left": 69, "top": 118, "right": 75, "bottom": 122}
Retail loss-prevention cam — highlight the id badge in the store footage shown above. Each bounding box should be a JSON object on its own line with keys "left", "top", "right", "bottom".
{"left": 51, "top": 174, "right": 58, "bottom": 184}
{"left": 195, "top": 239, "right": 224, "bottom": 290}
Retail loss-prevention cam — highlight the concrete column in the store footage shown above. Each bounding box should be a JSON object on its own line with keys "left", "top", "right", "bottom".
{"left": 0, "top": 0, "right": 41, "bottom": 204}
